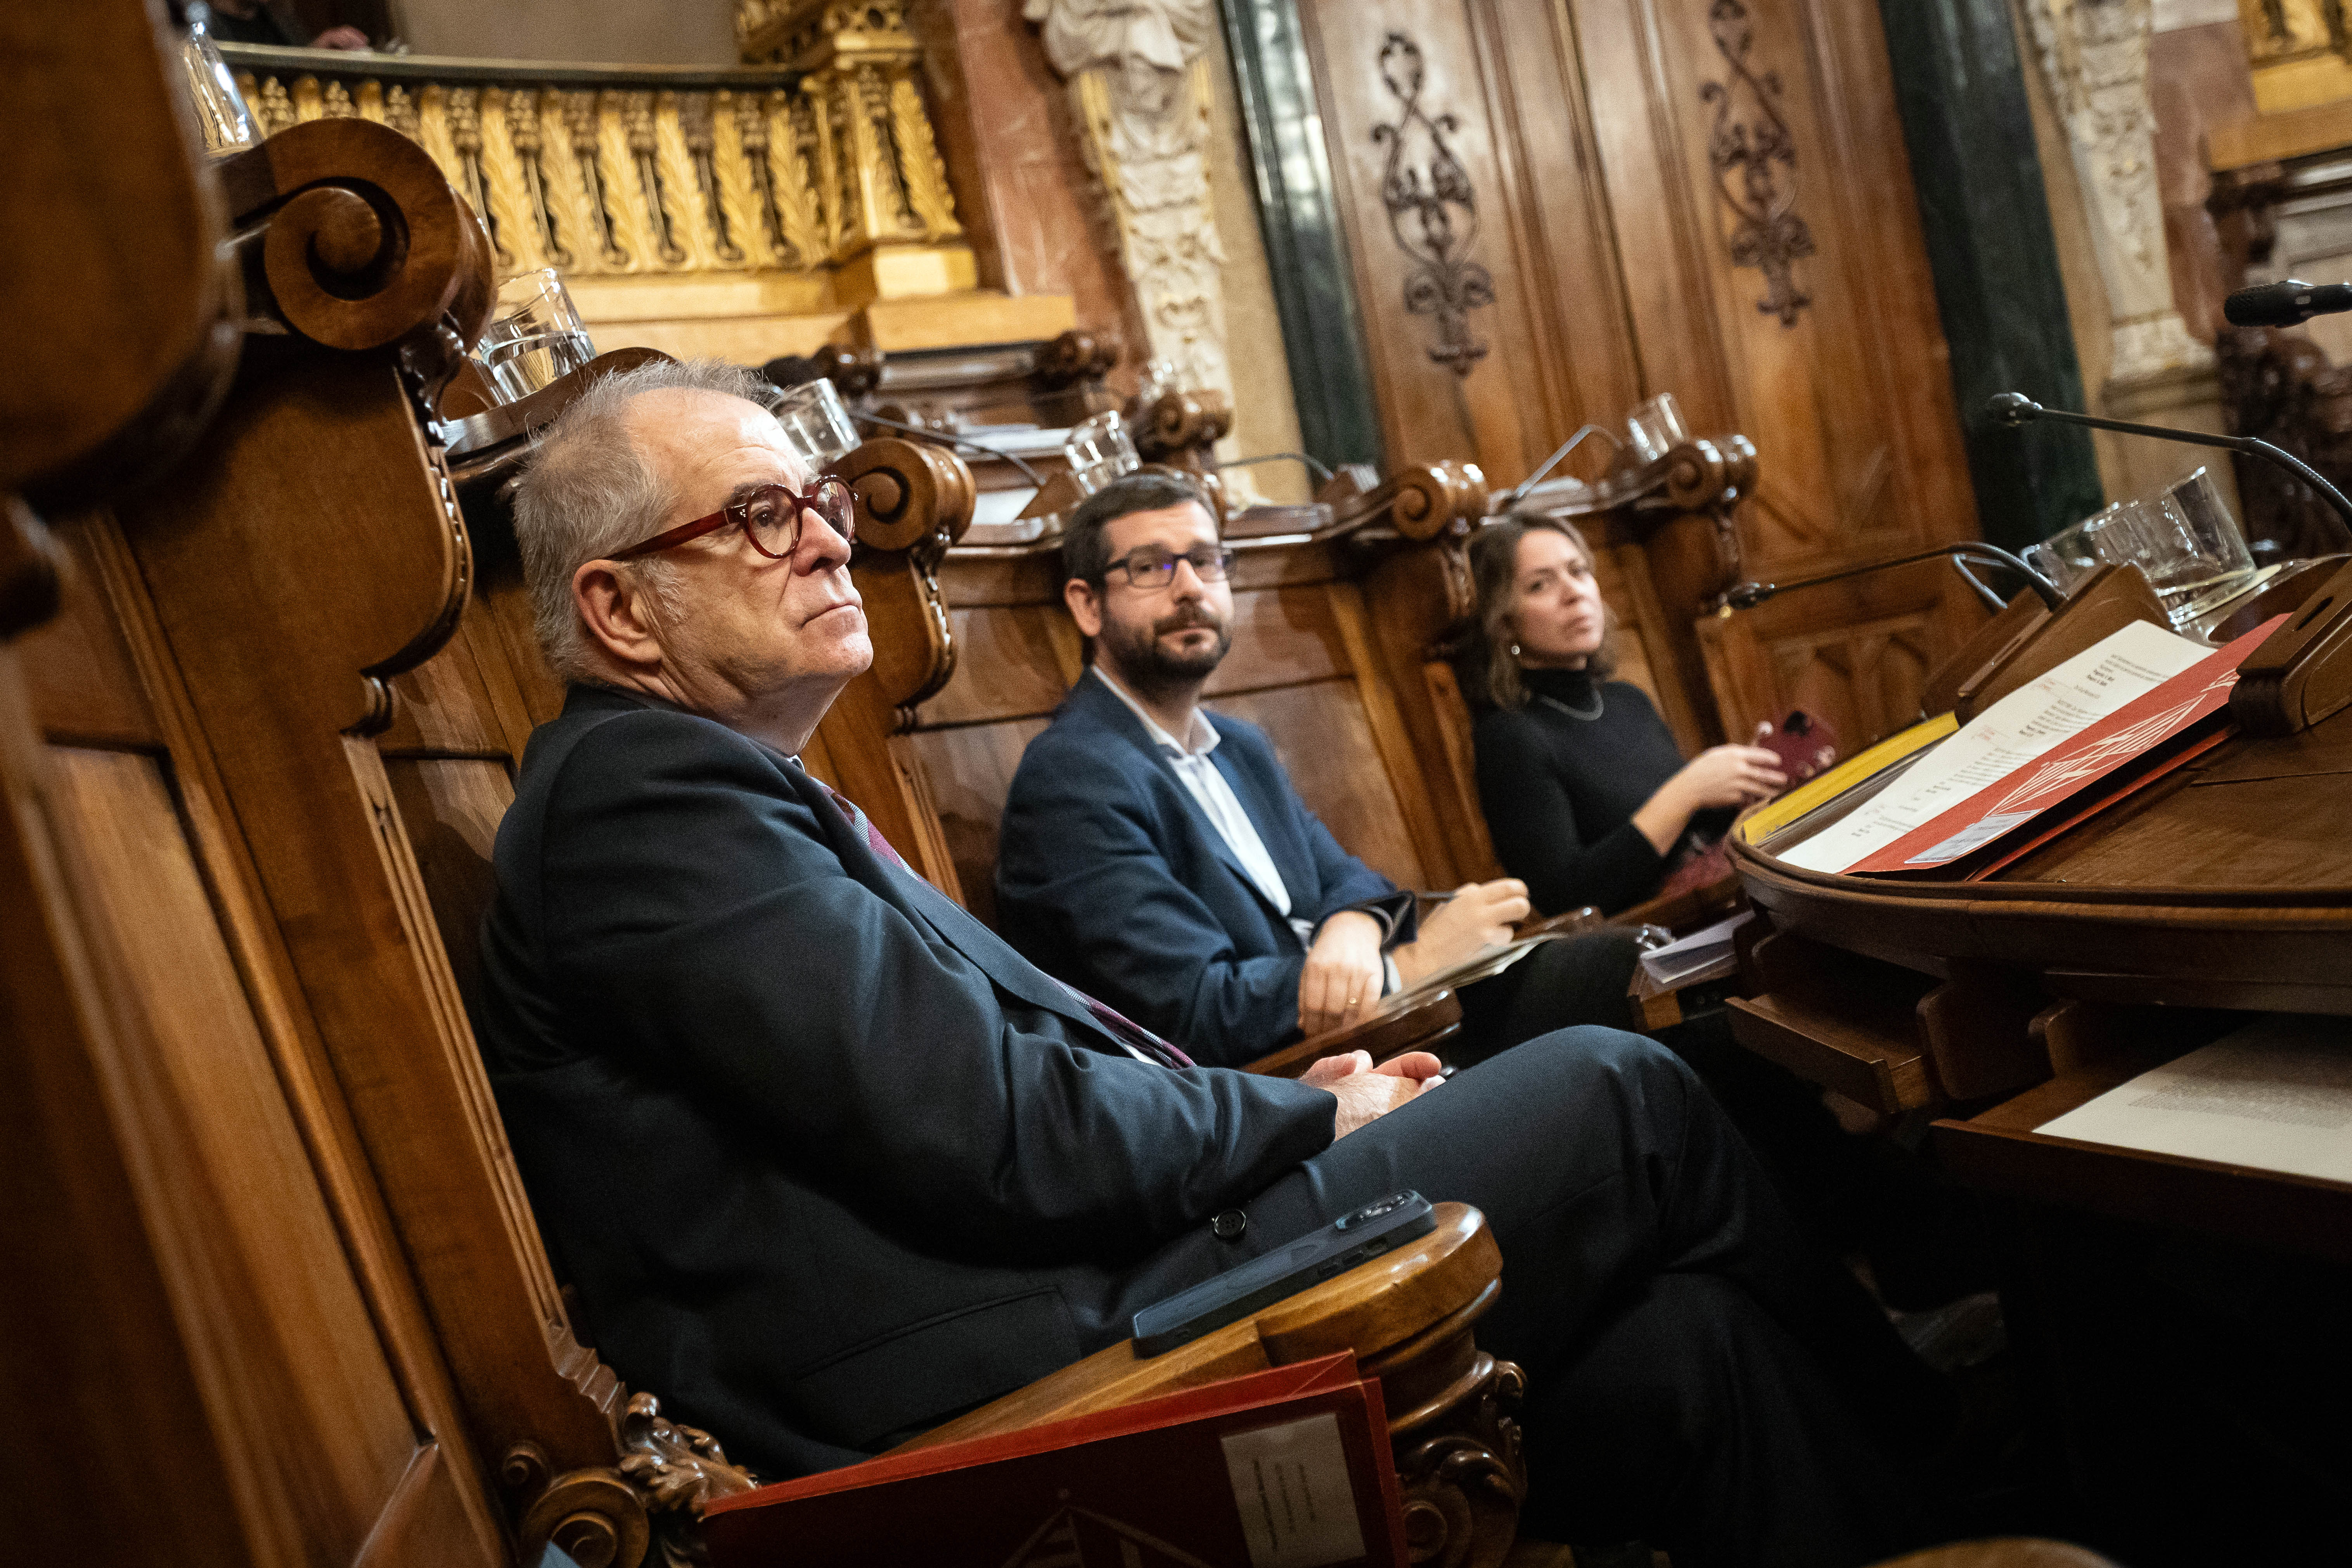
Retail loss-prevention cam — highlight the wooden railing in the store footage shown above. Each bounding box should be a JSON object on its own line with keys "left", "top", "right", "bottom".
{"left": 220, "top": 24, "right": 969, "bottom": 307}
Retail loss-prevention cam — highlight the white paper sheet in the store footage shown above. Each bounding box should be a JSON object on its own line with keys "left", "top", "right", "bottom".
{"left": 1777, "top": 620, "right": 2211, "bottom": 873}
{"left": 2036, "top": 1015, "right": 2352, "bottom": 1185}
{"left": 1637, "top": 912, "right": 1753, "bottom": 987}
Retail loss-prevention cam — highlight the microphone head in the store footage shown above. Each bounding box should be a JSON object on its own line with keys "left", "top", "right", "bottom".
{"left": 2226, "top": 278, "right": 2328, "bottom": 327}
{"left": 1985, "top": 392, "right": 2040, "bottom": 427}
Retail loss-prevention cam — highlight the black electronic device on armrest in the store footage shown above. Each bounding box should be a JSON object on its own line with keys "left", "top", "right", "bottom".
{"left": 1132, "top": 1192, "right": 1438, "bottom": 1357}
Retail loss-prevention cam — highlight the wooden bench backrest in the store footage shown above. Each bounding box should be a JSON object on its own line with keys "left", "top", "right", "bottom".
{"left": 827, "top": 448, "right": 1762, "bottom": 927}
{"left": 11, "top": 114, "right": 782, "bottom": 1568}
{"left": 9, "top": 508, "right": 514, "bottom": 1568}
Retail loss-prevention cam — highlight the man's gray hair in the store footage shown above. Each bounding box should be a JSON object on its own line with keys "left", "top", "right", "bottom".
{"left": 511, "top": 357, "right": 778, "bottom": 682}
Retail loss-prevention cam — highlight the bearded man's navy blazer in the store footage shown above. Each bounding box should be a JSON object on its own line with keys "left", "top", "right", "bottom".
{"left": 995, "top": 673, "right": 1415, "bottom": 1067}
{"left": 473, "top": 684, "right": 1334, "bottom": 1479}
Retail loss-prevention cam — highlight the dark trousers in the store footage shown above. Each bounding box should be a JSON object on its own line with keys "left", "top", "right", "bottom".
{"left": 1241, "top": 1027, "right": 1954, "bottom": 1568}
{"left": 1455, "top": 928, "right": 1644, "bottom": 1058}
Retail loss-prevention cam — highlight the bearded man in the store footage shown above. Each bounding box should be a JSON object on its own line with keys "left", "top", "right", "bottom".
{"left": 995, "top": 470, "right": 1646, "bottom": 1068}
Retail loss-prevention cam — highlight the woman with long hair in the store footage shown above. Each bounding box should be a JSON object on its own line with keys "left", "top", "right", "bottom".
{"left": 1460, "top": 512, "right": 1787, "bottom": 916}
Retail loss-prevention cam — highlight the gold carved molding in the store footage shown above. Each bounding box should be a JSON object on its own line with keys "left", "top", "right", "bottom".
{"left": 220, "top": 33, "right": 969, "bottom": 307}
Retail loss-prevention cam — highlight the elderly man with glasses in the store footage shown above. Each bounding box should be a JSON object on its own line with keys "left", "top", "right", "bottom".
{"left": 472, "top": 359, "right": 1954, "bottom": 1568}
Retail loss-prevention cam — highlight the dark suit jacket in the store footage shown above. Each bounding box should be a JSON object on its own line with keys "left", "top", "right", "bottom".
{"left": 995, "top": 673, "right": 1416, "bottom": 1068}
{"left": 473, "top": 684, "right": 1334, "bottom": 1478}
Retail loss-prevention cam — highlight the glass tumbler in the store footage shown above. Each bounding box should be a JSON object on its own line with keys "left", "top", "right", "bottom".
{"left": 472, "top": 270, "right": 596, "bottom": 403}
{"left": 1625, "top": 392, "right": 1690, "bottom": 464}
{"left": 180, "top": 20, "right": 256, "bottom": 156}
{"left": 2153, "top": 466, "right": 2257, "bottom": 621}
{"left": 1064, "top": 410, "right": 1140, "bottom": 496}
{"left": 767, "top": 377, "right": 861, "bottom": 472}
{"left": 2025, "top": 509, "right": 2107, "bottom": 595}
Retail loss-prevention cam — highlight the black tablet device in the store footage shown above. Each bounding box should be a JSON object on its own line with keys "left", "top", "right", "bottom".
{"left": 1131, "top": 1192, "right": 1438, "bottom": 1357}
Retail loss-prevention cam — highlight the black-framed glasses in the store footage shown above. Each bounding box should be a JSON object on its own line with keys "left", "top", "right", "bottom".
{"left": 1104, "top": 545, "right": 1236, "bottom": 591}
{"left": 609, "top": 478, "right": 857, "bottom": 562}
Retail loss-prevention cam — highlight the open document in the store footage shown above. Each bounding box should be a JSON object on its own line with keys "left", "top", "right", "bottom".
{"left": 2036, "top": 1015, "right": 2352, "bottom": 1185}
{"left": 1777, "top": 620, "right": 2213, "bottom": 874}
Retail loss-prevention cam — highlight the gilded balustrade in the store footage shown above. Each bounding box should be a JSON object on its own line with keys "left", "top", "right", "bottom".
{"left": 219, "top": 28, "right": 971, "bottom": 315}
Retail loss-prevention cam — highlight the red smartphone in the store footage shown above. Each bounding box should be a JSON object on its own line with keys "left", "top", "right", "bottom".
{"left": 1760, "top": 709, "right": 1839, "bottom": 782}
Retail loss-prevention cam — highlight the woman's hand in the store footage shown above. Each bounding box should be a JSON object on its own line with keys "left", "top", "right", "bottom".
{"left": 1670, "top": 743, "right": 1789, "bottom": 811}
{"left": 1631, "top": 736, "right": 1787, "bottom": 856}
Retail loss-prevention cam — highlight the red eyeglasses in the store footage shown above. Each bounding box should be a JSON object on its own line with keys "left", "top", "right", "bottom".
{"left": 608, "top": 478, "right": 858, "bottom": 563}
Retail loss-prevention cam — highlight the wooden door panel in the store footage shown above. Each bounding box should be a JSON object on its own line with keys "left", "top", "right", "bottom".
{"left": 1298, "top": 0, "right": 1984, "bottom": 751}
{"left": 1295, "top": 0, "right": 1557, "bottom": 481}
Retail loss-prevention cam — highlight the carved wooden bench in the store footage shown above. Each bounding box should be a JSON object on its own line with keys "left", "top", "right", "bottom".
{"left": 3, "top": 109, "right": 1528, "bottom": 1568}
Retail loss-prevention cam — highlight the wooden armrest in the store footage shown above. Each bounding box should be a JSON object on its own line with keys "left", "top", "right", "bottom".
{"left": 885, "top": 1203, "right": 1527, "bottom": 1568}
{"left": 1241, "top": 985, "right": 1464, "bottom": 1078}
{"left": 893, "top": 1201, "right": 1498, "bottom": 1449}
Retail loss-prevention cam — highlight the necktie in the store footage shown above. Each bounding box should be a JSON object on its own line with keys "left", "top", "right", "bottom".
{"left": 818, "top": 781, "right": 1193, "bottom": 1070}
{"left": 822, "top": 781, "right": 910, "bottom": 871}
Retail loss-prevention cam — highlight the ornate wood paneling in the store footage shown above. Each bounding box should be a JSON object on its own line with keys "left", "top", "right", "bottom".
{"left": 1289, "top": 0, "right": 1984, "bottom": 746}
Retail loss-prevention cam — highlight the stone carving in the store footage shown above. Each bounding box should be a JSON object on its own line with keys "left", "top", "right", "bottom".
{"left": 1700, "top": 0, "right": 1815, "bottom": 327}
{"left": 1023, "top": 0, "right": 1237, "bottom": 411}
{"left": 1371, "top": 33, "right": 1495, "bottom": 375}
{"left": 2021, "top": 0, "right": 2214, "bottom": 386}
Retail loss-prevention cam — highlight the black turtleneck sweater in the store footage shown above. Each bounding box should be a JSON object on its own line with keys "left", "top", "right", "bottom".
{"left": 1471, "top": 666, "right": 1731, "bottom": 916}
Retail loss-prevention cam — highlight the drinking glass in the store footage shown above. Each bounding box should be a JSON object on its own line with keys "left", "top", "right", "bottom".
{"left": 472, "top": 270, "right": 595, "bottom": 403}
{"left": 180, "top": 20, "right": 256, "bottom": 156}
{"left": 1064, "top": 410, "right": 1140, "bottom": 496}
{"left": 1625, "top": 392, "right": 1689, "bottom": 464}
{"left": 2075, "top": 481, "right": 2255, "bottom": 628}
{"left": 2024, "top": 510, "right": 2105, "bottom": 595}
{"left": 2153, "top": 466, "right": 2257, "bottom": 621}
{"left": 767, "top": 377, "right": 861, "bottom": 471}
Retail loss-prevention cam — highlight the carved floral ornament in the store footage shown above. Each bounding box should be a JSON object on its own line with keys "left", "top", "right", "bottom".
{"left": 1370, "top": 33, "right": 1496, "bottom": 377}
{"left": 1700, "top": 0, "right": 1815, "bottom": 328}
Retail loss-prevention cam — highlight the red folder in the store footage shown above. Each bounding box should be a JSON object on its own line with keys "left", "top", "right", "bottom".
{"left": 704, "top": 1352, "right": 1410, "bottom": 1568}
{"left": 1847, "top": 615, "right": 2288, "bottom": 875}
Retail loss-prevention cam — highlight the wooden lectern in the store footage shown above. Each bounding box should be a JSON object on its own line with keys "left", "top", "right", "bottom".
{"left": 1725, "top": 555, "right": 2352, "bottom": 1562}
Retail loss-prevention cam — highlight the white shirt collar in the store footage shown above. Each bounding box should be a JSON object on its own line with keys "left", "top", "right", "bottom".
{"left": 1092, "top": 665, "right": 1219, "bottom": 758}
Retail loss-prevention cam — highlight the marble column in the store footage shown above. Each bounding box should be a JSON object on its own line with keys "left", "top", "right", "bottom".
{"left": 2021, "top": 0, "right": 2217, "bottom": 395}
{"left": 1021, "top": 0, "right": 1236, "bottom": 413}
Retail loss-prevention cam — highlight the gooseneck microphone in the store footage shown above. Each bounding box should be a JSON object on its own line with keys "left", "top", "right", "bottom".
{"left": 1989, "top": 391, "right": 2352, "bottom": 536}
{"left": 850, "top": 408, "right": 1046, "bottom": 488}
{"left": 2224, "top": 278, "right": 2352, "bottom": 328}
{"left": 1727, "top": 542, "right": 2060, "bottom": 614}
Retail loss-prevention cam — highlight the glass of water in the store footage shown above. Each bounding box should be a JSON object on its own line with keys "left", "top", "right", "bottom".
{"left": 1064, "top": 410, "right": 1140, "bottom": 496}
{"left": 2068, "top": 477, "right": 2257, "bottom": 628}
{"left": 2025, "top": 509, "right": 2106, "bottom": 595}
{"left": 180, "top": 19, "right": 256, "bottom": 156}
{"left": 2152, "top": 467, "right": 2257, "bottom": 621}
{"left": 766, "top": 376, "right": 861, "bottom": 472}
{"left": 472, "top": 270, "right": 595, "bottom": 403}
{"left": 1625, "top": 392, "right": 1689, "bottom": 464}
